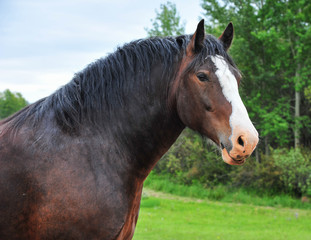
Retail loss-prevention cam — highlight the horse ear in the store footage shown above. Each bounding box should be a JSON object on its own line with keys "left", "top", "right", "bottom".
{"left": 219, "top": 22, "right": 234, "bottom": 51}
{"left": 187, "top": 19, "right": 205, "bottom": 56}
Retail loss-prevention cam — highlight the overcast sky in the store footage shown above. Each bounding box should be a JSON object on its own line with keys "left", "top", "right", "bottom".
{"left": 0, "top": 0, "right": 203, "bottom": 103}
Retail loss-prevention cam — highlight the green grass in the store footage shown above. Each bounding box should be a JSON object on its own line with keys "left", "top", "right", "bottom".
{"left": 133, "top": 194, "right": 311, "bottom": 240}
{"left": 144, "top": 172, "right": 311, "bottom": 209}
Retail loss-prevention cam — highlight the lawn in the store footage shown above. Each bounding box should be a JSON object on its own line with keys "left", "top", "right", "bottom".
{"left": 133, "top": 189, "right": 311, "bottom": 240}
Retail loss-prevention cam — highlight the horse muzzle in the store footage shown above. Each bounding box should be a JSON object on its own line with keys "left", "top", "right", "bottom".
{"left": 220, "top": 130, "right": 259, "bottom": 165}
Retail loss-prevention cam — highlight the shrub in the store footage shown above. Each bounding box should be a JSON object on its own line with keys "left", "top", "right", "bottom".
{"left": 155, "top": 129, "right": 232, "bottom": 186}
{"left": 230, "top": 148, "right": 311, "bottom": 197}
{"left": 229, "top": 155, "right": 284, "bottom": 195}
{"left": 272, "top": 148, "right": 311, "bottom": 196}
{"left": 154, "top": 127, "right": 311, "bottom": 197}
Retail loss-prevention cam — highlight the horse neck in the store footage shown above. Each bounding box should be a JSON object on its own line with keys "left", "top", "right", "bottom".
{"left": 98, "top": 62, "right": 185, "bottom": 178}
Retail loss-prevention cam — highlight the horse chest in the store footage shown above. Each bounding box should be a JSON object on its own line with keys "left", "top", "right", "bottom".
{"left": 21, "top": 183, "right": 140, "bottom": 239}
{"left": 0, "top": 152, "right": 140, "bottom": 239}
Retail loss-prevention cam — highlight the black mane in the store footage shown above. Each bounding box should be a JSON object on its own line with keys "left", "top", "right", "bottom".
{"left": 2, "top": 34, "right": 234, "bottom": 134}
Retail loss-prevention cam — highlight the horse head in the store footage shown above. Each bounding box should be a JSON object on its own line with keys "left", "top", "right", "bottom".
{"left": 174, "top": 20, "right": 259, "bottom": 165}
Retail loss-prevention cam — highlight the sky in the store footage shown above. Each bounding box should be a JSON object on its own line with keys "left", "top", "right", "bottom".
{"left": 0, "top": 0, "right": 203, "bottom": 103}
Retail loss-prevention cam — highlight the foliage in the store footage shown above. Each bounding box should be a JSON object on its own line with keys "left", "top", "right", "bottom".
{"left": 0, "top": 89, "right": 28, "bottom": 119}
{"left": 156, "top": 130, "right": 311, "bottom": 197}
{"left": 230, "top": 148, "right": 311, "bottom": 197}
{"left": 305, "top": 85, "right": 311, "bottom": 105}
{"left": 273, "top": 148, "right": 311, "bottom": 196}
{"left": 201, "top": 0, "right": 311, "bottom": 150}
{"left": 155, "top": 129, "right": 232, "bottom": 187}
{"left": 229, "top": 157, "right": 284, "bottom": 195}
{"left": 145, "top": 0, "right": 311, "bottom": 202}
{"left": 145, "top": 1, "right": 185, "bottom": 37}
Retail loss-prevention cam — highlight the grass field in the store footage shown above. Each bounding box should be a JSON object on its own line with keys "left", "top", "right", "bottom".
{"left": 133, "top": 189, "right": 311, "bottom": 240}
{"left": 143, "top": 172, "right": 311, "bottom": 210}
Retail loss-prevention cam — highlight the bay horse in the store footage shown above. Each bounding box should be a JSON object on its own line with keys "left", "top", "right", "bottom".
{"left": 0, "top": 20, "right": 258, "bottom": 239}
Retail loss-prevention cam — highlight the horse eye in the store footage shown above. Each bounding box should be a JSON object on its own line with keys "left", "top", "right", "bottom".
{"left": 196, "top": 73, "right": 209, "bottom": 82}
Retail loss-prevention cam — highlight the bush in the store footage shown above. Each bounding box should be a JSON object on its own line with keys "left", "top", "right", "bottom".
{"left": 273, "top": 148, "right": 311, "bottom": 196}
{"left": 154, "top": 128, "right": 311, "bottom": 197}
{"left": 229, "top": 148, "right": 311, "bottom": 197}
{"left": 155, "top": 129, "right": 232, "bottom": 187}
{"left": 229, "top": 155, "right": 284, "bottom": 195}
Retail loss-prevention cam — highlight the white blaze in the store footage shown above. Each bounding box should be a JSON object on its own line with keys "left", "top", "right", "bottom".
{"left": 210, "top": 55, "right": 258, "bottom": 143}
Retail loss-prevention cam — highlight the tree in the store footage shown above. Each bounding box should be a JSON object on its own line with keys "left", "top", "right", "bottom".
{"left": 260, "top": 0, "right": 311, "bottom": 148}
{"left": 145, "top": 1, "right": 185, "bottom": 37}
{"left": 0, "top": 89, "right": 28, "bottom": 119}
{"left": 201, "top": 0, "right": 311, "bottom": 150}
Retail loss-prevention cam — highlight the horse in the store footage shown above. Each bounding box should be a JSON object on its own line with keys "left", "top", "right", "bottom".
{"left": 0, "top": 19, "right": 258, "bottom": 239}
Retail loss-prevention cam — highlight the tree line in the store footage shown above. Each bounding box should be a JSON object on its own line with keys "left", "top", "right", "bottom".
{"left": 146, "top": 0, "right": 311, "bottom": 197}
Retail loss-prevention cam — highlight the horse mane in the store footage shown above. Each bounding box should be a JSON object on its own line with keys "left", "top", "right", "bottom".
{"left": 1, "top": 34, "right": 234, "bottom": 135}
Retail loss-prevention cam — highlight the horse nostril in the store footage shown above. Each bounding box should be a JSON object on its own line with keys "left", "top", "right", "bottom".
{"left": 238, "top": 136, "right": 244, "bottom": 147}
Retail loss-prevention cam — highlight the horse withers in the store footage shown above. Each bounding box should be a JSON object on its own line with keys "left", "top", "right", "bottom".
{"left": 0, "top": 20, "right": 258, "bottom": 239}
